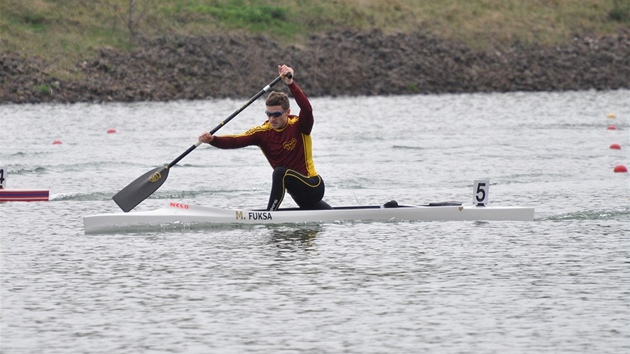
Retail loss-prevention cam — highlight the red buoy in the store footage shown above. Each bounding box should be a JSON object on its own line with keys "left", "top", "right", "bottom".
{"left": 52, "top": 140, "right": 63, "bottom": 145}
{"left": 610, "top": 143, "right": 621, "bottom": 150}
{"left": 607, "top": 125, "right": 617, "bottom": 130}
{"left": 107, "top": 128, "right": 117, "bottom": 134}
{"left": 614, "top": 165, "right": 628, "bottom": 173}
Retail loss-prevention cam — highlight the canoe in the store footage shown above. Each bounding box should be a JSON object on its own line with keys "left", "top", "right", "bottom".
{"left": 83, "top": 201, "right": 535, "bottom": 233}
{"left": 0, "top": 189, "right": 49, "bottom": 202}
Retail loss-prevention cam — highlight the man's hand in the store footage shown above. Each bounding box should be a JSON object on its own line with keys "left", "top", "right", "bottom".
{"left": 199, "top": 131, "right": 214, "bottom": 143}
{"left": 278, "top": 64, "right": 294, "bottom": 85}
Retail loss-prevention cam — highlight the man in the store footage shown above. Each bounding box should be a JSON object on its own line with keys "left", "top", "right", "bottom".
{"left": 198, "top": 65, "right": 331, "bottom": 211}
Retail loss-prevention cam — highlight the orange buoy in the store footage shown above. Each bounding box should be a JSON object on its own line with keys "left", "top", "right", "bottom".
{"left": 107, "top": 128, "right": 117, "bottom": 134}
{"left": 607, "top": 125, "right": 617, "bottom": 130}
{"left": 614, "top": 165, "right": 628, "bottom": 173}
{"left": 52, "top": 140, "right": 63, "bottom": 145}
{"left": 610, "top": 143, "right": 621, "bottom": 150}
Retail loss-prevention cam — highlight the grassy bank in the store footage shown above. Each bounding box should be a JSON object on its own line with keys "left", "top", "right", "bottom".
{"left": 1, "top": 0, "right": 629, "bottom": 77}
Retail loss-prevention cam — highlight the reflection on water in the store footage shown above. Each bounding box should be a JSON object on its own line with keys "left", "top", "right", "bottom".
{"left": 267, "top": 226, "right": 322, "bottom": 250}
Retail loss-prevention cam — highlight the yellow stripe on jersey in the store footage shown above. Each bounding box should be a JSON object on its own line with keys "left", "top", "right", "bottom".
{"left": 239, "top": 123, "right": 272, "bottom": 136}
{"left": 301, "top": 134, "right": 317, "bottom": 177}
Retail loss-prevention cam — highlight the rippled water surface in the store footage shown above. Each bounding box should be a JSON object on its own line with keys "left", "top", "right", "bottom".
{"left": 1, "top": 90, "right": 629, "bottom": 353}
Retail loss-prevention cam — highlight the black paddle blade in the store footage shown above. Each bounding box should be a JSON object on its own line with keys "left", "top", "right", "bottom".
{"left": 112, "top": 166, "right": 170, "bottom": 212}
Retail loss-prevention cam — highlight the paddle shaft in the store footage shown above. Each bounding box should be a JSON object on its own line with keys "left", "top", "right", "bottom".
{"left": 168, "top": 74, "right": 288, "bottom": 168}
{"left": 112, "top": 73, "right": 289, "bottom": 212}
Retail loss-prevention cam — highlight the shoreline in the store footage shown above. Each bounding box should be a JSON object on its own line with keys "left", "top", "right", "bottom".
{"left": 1, "top": 30, "right": 629, "bottom": 104}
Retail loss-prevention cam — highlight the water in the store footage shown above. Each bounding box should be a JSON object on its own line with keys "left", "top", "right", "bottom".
{"left": 1, "top": 90, "right": 629, "bottom": 353}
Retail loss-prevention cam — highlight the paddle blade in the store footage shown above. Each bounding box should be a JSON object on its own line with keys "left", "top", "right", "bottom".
{"left": 112, "top": 166, "right": 170, "bottom": 212}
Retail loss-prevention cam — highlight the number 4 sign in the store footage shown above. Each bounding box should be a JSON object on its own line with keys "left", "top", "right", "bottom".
{"left": 473, "top": 179, "right": 489, "bottom": 206}
{"left": 0, "top": 167, "right": 5, "bottom": 188}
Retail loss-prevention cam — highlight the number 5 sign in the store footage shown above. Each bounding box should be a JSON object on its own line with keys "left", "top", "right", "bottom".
{"left": 473, "top": 179, "right": 489, "bottom": 206}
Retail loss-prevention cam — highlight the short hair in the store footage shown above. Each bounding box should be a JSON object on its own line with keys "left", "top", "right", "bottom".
{"left": 265, "top": 91, "right": 290, "bottom": 110}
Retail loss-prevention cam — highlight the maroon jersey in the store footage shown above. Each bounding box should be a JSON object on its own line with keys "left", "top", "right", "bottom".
{"left": 210, "top": 82, "right": 318, "bottom": 177}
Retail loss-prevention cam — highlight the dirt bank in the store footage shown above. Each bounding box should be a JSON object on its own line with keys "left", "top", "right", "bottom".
{"left": 1, "top": 30, "right": 629, "bottom": 104}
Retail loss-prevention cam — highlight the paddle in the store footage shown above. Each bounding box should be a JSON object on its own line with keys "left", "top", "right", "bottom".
{"left": 112, "top": 73, "right": 290, "bottom": 212}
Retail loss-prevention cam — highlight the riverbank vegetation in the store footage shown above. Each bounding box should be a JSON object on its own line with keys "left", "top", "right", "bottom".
{"left": 1, "top": 0, "right": 629, "bottom": 74}
{"left": 1, "top": 0, "right": 629, "bottom": 103}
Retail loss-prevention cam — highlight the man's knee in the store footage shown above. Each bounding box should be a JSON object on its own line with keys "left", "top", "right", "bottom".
{"left": 272, "top": 167, "right": 288, "bottom": 180}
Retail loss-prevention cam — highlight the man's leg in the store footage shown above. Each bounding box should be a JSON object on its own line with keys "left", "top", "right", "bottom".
{"left": 267, "top": 167, "right": 328, "bottom": 210}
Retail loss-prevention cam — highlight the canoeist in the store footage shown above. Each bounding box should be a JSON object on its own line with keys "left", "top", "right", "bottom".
{"left": 199, "top": 65, "right": 331, "bottom": 211}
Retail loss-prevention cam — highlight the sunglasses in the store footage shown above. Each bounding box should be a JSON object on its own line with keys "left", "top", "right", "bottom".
{"left": 265, "top": 109, "right": 285, "bottom": 118}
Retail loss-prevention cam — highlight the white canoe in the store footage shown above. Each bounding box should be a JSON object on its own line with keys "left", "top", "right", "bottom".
{"left": 83, "top": 201, "right": 535, "bottom": 234}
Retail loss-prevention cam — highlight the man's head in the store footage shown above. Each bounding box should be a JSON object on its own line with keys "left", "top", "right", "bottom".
{"left": 265, "top": 91, "right": 291, "bottom": 129}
